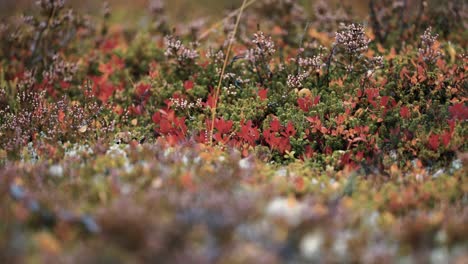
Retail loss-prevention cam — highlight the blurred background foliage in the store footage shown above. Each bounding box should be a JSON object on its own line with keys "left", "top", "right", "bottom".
{"left": 1, "top": 0, "right": 369, "bottom": 22}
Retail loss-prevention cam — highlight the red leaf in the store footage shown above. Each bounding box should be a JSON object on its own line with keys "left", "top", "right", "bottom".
{"left": 278, "top": 137, "right": 291, "bottom": 153}
{"left": 441, "top": 131, "right": 452, "bottom": 148}
{"left": 302, "top": 145, "right": 315, "bottom": 159}
{"left": 297, "top": 97, "right": 310, "bottom": 112}
{"left": 205, "top": 94, "right": 216, "bottom": 109}
{"left": 380, "top": 96, "right": 389, "bottom": 107}
{"left": 97, "top": 82, "right": 116, "bottom": 103}
{"left": 449, "top": 103, "right": 468, "bottom": 121}
{"left": 184, "top": 80, "right": 194, "bottom": 90}
{"left": 284, "top": 122, "right": 296, "bottom": 137}
{"left": 159, "top": 119, "right": 171, "bottom": 134}
{"left": 58, "top": 110, "right": 65, "bottom": 123}
{"left": 258, "top": 88, "right": 268, "bottom": 101}
{"left": 153, "top": 108, "right": 187, "bottom": 141}
{"left": 340, "top": 152, "right": 352, "bottom": 166}
{"left": 428, "top": 134, "right": 440, "bottom": 151}
{"left": 238, "top": 120, "right": 260, "bottom": 145}
{"left": 297, "top": 95, "right": 320, "bottom": 112}
{"left": 400, "top": 67, "right": 410, "bottom": 80}
{"left": 336, "top": 114, "right": 346, "bottom": 125}
{"left": 448, "top": 120, "right": 456, "bottom": 133}
{"left": 100, "top": 38, "right": 118, "bottom": 52}
{"left": 215, "top": 118, "right": 233, "bottom": 134}
{"left": 417, "top": 65, "right": 427, "bottom": 82}
{"left": 113, "top": 105, "right": 124, "bottom": 116}
{"left": 306, "top": 116, "right": 319, "bottom": 123}
{"left": 270, "top": 118, "right": 281, "bottom": 132}
{"left": 135, "top": 83, "right": 151, "bottom": 97}
{"left": 355, "top": 151, "right": 364, "bottom": 161}
{"left": 152, "top": 112, "right": 161, "bottom": 124}
{"left": 129, "top": 104, "right": 144, "bottom": 115}
{"left": 314, "top": 95, "right": 321, "bottom": 105}
{"left": 365, "top": 88, "right": 379, "bottom": 108}
{"left": 59, "top": 81, "right": 70, "bottom": 89}
{"left": 197, "top": 130, "right": 208, "bottom": 143}
{"left": 400, "top": 106, "right": 410, "bottom": 119}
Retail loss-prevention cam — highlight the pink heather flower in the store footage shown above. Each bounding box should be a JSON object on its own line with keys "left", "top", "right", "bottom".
{"left": 419, "top": 27, "right": 442, "bottom": 63}
{"left": 287, "top": 73, "right": 309, "bottom": 88}
{"left": 245, "top": 31, "right": 276, "bottom": 64}
{"left": 335, "top": 23, "right": 370, "bottom": 54}
{"left": 164, "top": 35, "right": 199, "bottom": 63}
{"left": 297, "top": 54, "right": 324, "bottom": 72}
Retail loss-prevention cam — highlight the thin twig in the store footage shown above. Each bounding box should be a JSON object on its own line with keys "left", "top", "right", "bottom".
{"left": 396, "top": 0, "right": 408, "bottom": 51}
{"left": 209, "top": 0, "right": 249, "bottom": 146}
{"left": 413, "top": 0, "right": 426, "bottom": 42}
{"left": 369, "top": 0, "right": 384, "bottom": 44}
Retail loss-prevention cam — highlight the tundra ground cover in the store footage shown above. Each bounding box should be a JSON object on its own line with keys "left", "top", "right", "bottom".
{"left": 0, "top": 0, "right": 467, "bottom": 263}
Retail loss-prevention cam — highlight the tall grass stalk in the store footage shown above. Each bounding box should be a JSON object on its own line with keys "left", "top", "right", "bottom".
{"left": 208, "top": 0, "right": 250, "bottom": 146}
{"left": 197, "top": 0, "right": 256, "bottom": 41}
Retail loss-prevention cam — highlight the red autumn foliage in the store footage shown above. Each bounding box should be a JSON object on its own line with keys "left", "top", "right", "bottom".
{"left": 301, "top": 145, "right": 315, "bottom": 159}
{"left": 204, "top": 93, "right": 216, "bottom": 109}
{"left": 441, "top": 131, "right": 452, "bottom": 148}
{"left": 400, "top": 106, "right": 411, "bottom": 119}
{"left": 152, "top": 108, "right": 187, "bottom": 144}
{"left": 365, "top": 88, "right": 380, "bottom": 108}
{"left": 258, "top": 88, "right": 268, "bottom": 101}
{"left": 135, "top": 83, "right": 151, "bottom": 99}
{"left": 238, "top": 120, "right": 260, "bottom": 146}
{"left": 449, "top": 103, "right": 468, "bottom": 121}
{"left": 184, "top": 80, "right": 194, "bottom": 90}
{"left": 204, "top": 117, "right": 234, "bottom": 145}
{"left": 263, "top": 117, "right": 296, "bottom": 154}
{"left": 214, "top": 118, "right": 233, "bottom": 134}
{"left": 100, "top": 36, "right": 119, "bottom": 53}
{"left": 297, "top": 95, "right": 320, "bottom": 112}
{"left": 428, "top": 134, "right": 440, "bottom": 151}
{"left": 90, "top": 76, "right": 120, "bottom": 103}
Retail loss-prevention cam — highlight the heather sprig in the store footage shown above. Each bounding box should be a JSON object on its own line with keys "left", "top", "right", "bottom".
{"left": 0, "top": 0, "right": 94, "bottom": 76}
{"left": 164, "top": 35, "right": 199, "bottom": 62}
{"left": 335, "top": 23, "right": 370, "bottom": 55}
{"left": 244, "top": 31, "right": 276, "bottom": 85}
{"left": 418, "top": 27, "right": 442, "bottom": 64}
{"left": 0, "top": 76, "right": 102, "bottom": 157}
{"left": 148, "top": 0, "right": 170, "bottom": 35}
{"left": 288, "top": 47, "right": 326, "bottom": 88}
{"left": 286, "top": 72, "right": 308, "bottom": 88}
{"left": 329, "top": 23, "right": 383, "bottom": 80}
{"left": 245, "top": 31, "right": 276, "bottom": 64}
{"left": 42, "top": 54, "right": 78, "bottom": 84}
{"left": 160, "top": 34, "right": 202, "bottom": 82}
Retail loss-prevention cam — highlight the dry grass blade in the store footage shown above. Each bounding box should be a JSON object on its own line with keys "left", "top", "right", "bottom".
{"left": 208, "top": 0, "right": 250, "bottom": 146}
{"left": 197, "top": 0, "right": 256, "bottom": 41}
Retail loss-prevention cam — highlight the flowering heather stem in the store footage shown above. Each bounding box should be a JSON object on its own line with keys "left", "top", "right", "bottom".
{"left": 30, "top": 4, "right": 57, "bottom": 66}
{"left": 324, "top": 45, "right": 336, "bottom": 88}
{"left": 209, "top": 0, "right": 249, "bottom": 146}
{"left": 369, "top": 0, "right": 384, "bottom": 44}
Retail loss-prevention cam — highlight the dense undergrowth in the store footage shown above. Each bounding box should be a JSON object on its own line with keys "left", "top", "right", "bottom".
{"left": 0, "top": 0, "right": 467, "bottom": 263}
